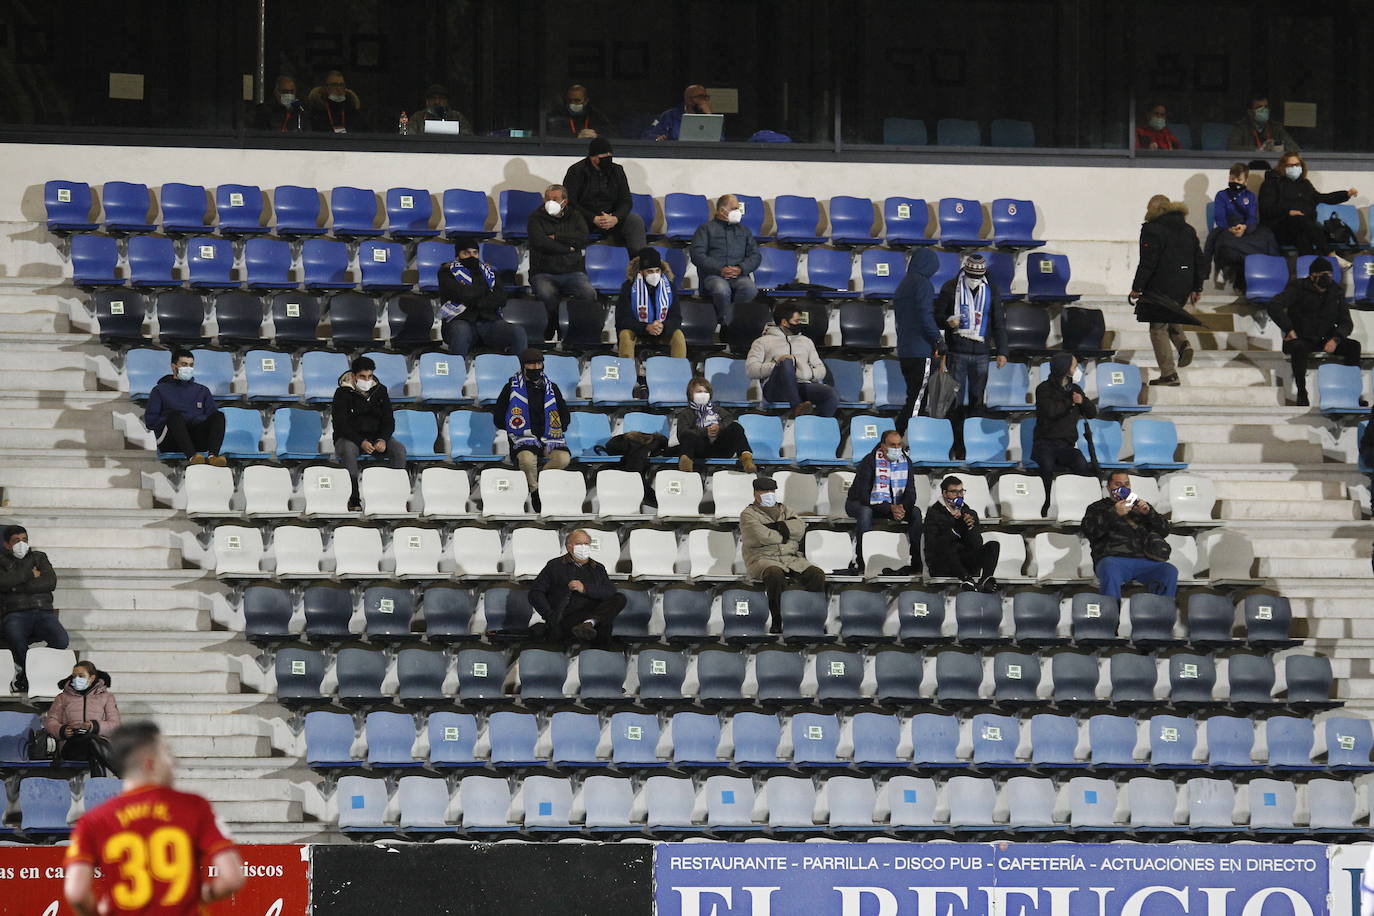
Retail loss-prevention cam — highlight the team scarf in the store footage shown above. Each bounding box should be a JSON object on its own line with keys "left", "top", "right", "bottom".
{"left": 870, "top": 447, "right": 909, "bottom": 505}
{"left": 954, "top": 274, "right": 990, "bottom": 342}
{"left": 688, "top": 399, "right": 722, "bottom": 431}
{"left": 505, "top": 371, "right": 565, "bottom": 453}
{"left": 438, "top": 259, "right": 498, "bottom": 321}
{"left": 632, "top": 273, "right": 673, "bottom": 323}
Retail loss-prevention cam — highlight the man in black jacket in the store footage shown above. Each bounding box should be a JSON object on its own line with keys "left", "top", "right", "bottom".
{"left": 923, "top": 476, "right": 1000, "bottom": 591}
{"left": 493, "top": 349, "right": 572, "bottom": 513}
{"left": 545, "top": 84, "right": 613, "bottom": 140}
{"left": 1129, "top": 196, "right": 1202, "bottom": 387}
{"left": 845, "top": 430, "right": 921, "bottom": 575}
{"left": 331, "top": 356, "right": 407, "bottom": 510}
{"left": 530, "top": 529, "right": 625, "bottom": 644}
{"left": 615, "top": 248, "right": 685, "bottom": 358}
{"left": 563, "top": 138, "right": 647, "bottom": 254}
{"left": 437, "top": 238, "right": 528, "bottom": 357}
{"left": 528, "top": 185, "right": 597, "bottom": 339}
{"left": 1266, "top": 256, "right": 1360, "bottom": 406}
{"left": 0, "top": 525, "right": 67, "bottom": 694}
{"left": 1031, "top": 352, "right": 1098, "bottom": 510}
{"left": 249, "top": 75, "right": 310, "bottom": 132}
{"left": 1082, "top": 470, "right": 1177, "bottom": 599}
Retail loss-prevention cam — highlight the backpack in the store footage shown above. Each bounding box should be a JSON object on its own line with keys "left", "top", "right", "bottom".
{"left": 598, "top": 431, "right": 667, "bottom": 473}
{"left": 1323, "top": 213, "right": 1356, "bottom": 250}
{"left": 26, "top": 728, "right": 56, "bottom": 761}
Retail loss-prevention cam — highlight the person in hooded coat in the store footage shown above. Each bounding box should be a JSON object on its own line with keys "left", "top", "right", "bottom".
{"left": 1130, "top": 195, "right": 1205, "bottom": 387}
{"left": 891, "top": 246, "right": 945, "bottom": 437}
{"left": 44, "top": 660, "right": 120, "bottom": 774}
{"left": 1031, "top": 352, "right": 1098, "bottom": 508}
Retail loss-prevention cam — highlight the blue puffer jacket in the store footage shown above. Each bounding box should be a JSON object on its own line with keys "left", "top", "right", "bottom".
{"left": 891, "top": 248, "right": 945, "bottom": 358}
{"left": 144, "top": 374, "right": 218, "bottom": 431}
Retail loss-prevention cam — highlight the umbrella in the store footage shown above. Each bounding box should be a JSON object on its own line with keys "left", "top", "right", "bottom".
{"left": 1133, "top": 291, "right": 1204, "bottom": 326}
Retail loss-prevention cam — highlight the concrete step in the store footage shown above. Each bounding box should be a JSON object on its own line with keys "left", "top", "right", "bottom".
{"left": 178, "top": 778, "right": 300, "bottom": 802}
{"left": 106, "top": 670, "right": 240, "bottom": 693}
{"left": 1107, "top": 329, "right": 1249, "bottom": 350}
{"left": 0, "top": 368, "right": 89, "bottom": 391}
{"left": 2, "top": 313, "right": 70, "bottom": 333}
{"left": 1213, "top": 479, "right": 1338, "bottom": 500}
{"left": 93, "top": 651, "right": 236, "bottom": 674}
{"left": 1170, "top": 421, "right": 1317, "bottom": 445}
{"left": 1184, "top": 441, "right": 1324, "bottom": 463}
{"left": 2, "top": 487, "right": 152, "bottom": 509}
{"left": 0, "top": 427, "right": 123, "bottom": 450}
{"left": 1146, "top": 385, "right": 1285, "bottom": 408}
{"left": 1250, "top": 538, "right": 1369, "bottom": 558}
{"left": 41, "top": 545, "right": 179, "bottom": 569}
{"left": 166, "top": 734, "right": 269, "bottom": 757}
{"left": 1258, "top": 557, "right": 1373, "bottom": 577}
{"left": 115, "top": 695, "right": 276, "bottom": 717}
{"left": 17, "top": 526, "right": 174, "bottom": 548}
{"left": 1171, "top": 366, "right": 1274, "bottom": 387}
{"left": 1220, "top": 499, "right": 1360, "bottom": 521}
{"left": 60, "top": 607, "right": 210, "bottom": 631}
{"left": 70, "top": 631, "right": 242, "bottom": 652}
{"left": 56, "top": 585, "right": 209, "bottom": 611}
{"left": 0, "top": 407, "right": 114, "bottom": 431}
{"left": 0, "top": 466, "right": 146, "bottom": 488}
{"left": 1, "top": 350, "right": 92, "bottom": 371}
{"left": 203, "top": 799, "right": 303, "bottom": 822}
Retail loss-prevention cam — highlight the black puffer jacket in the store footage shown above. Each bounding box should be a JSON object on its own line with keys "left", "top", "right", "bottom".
{"left": 1258, "top": 172, "right": 1349, "bottom": 224}
{"left": 1131, "top": 206, "right": 1205, "bottom": 306}
{"left": 1082, "top": 497, "right": 1170, "bottom": 564}
{"left": 0, "top": 546, "right": 57, "bottom": 615}
{"left": 1266, "top": 276, "right": 1353, "bottom": 342}
{"left": 331, "top": 374, "right": 396, "bottom": 445}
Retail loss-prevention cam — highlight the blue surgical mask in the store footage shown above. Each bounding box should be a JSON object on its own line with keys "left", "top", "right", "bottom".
{"left": 1284, "top": 165, "right": 1302, "bottom": 180}
{"left": 1253, "top": 106, "right": 1270, "bottom": 124}
{"left": 176, "top": 366, "right": 194, "bottom": 382}
{"left": 1148, "top": 116, "right": 1167, "bottom": 131}
{"left": 70, "top": 676, "right": 89, "bottom": 691}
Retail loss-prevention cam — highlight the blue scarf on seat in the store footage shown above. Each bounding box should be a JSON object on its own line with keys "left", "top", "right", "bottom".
{"left": 505, "top": 371, "right": 565, "bottom": 452}
{"left": 869, "top": 447, "right": 909, "bottom": 505}
{"left": 631, "top": 274, "right": 673, "bottom": 323}
{"left": 438, "top": 259, "right": 497, "bottom": 321}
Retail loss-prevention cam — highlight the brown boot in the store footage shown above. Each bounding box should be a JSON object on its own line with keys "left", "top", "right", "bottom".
{"left": 678, "top": 455, "right": 694, "bottom": 473}
{"left": 789, "top": 401, "right": 816, "bottom": 418}
{"left": 739, "top": 451, "right": 757, "bottom": 474}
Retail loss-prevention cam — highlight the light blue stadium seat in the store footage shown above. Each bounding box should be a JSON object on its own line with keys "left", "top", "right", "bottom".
{"left": 732, "top": 712, "right": 783, "bottom": 766}
{"left": 1205, "top": 716, "right": 1259, "bottom": 769}
{"left": 563, "top": 411, "right": 612, "bottom": 462}
{"left": 550, "top": 711, "right": 605, "bottom": 767}
{"left": 274, "top": 185, "right": 326, "bottom": 236}
{"left": 542, "top": 354, "right": 583, "bottom": 405}
{"left": 1266, "top": 716, "right": 1318, "bottom": 770}
{"left": 829, "top": 196, "right": 880, "bottom": 246}
{"left": 910, "top": 713, "right": 964, "bottom": 767}
{"left": 846, "top": 413, "right": 887, "bottom": 461}
{"left": 0, "top": 712, "right": 41, "bottom": 765}
{"left": 586, "top": 244, "right": 630, "bottom": 295}
{"left": 1324, "top": 717, "right": 1374, "bottom": 770}
{"left": 44, "top": 180, "right": 98, "bottom": 233}
{"left": 964, "top": 416, "right": 1015, "bottom": 467}
{"left": 824, "top": 358, "right": 867, "bottom": 409}
{"left": 610, "top": 711, "right": 663, "bottom": 766}
{"left": 360, "top": 351, "right": 411, "bottom": 402}
{"left": 358, "top": 241, "right": 409, "bottom": 292}
{"left": 1317, "top": 363, "right": 1366, "bottom": 416}
{"left": 792, "top": 713, "right": 842, "bottom": 766}
{"left": 396, "top": 775, "right": 450, "bottom": 831}
{"left": 1088, "top": 714, "right": 1145, "bottom": 768}
{"left": 125, "top": 347, "right": 168, "bottom": 400}
{"left": 103, "top": 181, "right": 156, "bottom": 232}
{"left": 272, "top": 406, "right": 326, "bottom": 459}
{"left": 1076, "top": 418, "right": 1130, "bottom": 469}
{"left": 671, "top": 712, "right": 721, "bottom": 766}
{"left": 83, "top": 776, "right": 122, "bottom": 811}
{"left": 936, "top": 118, "right": 981, "bottom": 146}
{"left": 386, "top": 187, "right": 438, "bottom": 239}
{"left": 365, "top": 711, "right": 421, "bottom": 767}
{"left": 427, "top": 712, "right": 480, "bottom": 766}
{"left": 883, "top": 196, "right": 935, "bottom": 246}
{"left": 1244, "top": 254, "right": 1289, "bottom": 304}
{"left": 1148, "top": 714, "right": 1201, "bottom": 769}
{"left": 1030, "top": 713, "right": 1082, "bottom": 768}
{"left": 471, "top": 352, "right": 519, "bottom": 406}
{"left": 590, "top": 355, "right": 639, "bottom": 405}
{"left": 805, "top": 248, "right": 858, "bottom": 297}
{"left": 621, "top": 411, "right": 669, "bottom": 438}
{"left": 991, "top": 198, "right": 1044, "bottom": 249}
{"left": 703, "top": 356, "right": 752, "bottom": 406}
{"left": 938, "top": 198, "right": 983, "bottom": 247}
{"left": 300, "top": 351, "right": 349, "bottom": 404}
{"left": 392, "top": 409, "right": 442, "bottom": 459}
{"left": 415, "top": 241, "right": 453, "bottom": 294}
{"left": 1026, "top": 252, "right": 1081, "bottom": 303}
{"left": 216, "top": 184, "right": 267, "bottom": 237}
{"left": 871, "top": 359, "right": 906, "bottom": 411}
{"left": 187, "top": 348, "right": 234, "bottom": 401}
{"left": 20, "top": 777, "right": 72, "bottom": 833}
{"left": 336, "top": 775, "right": 388, "bottom": 830}
{"left": 985, "top": 361, "right": 1031, "bottom": 411}
{"left": 851, "top": 712, "right": 903, "bottom": 766}
{"left": 906, "top": 416, "right": 954, "bottom": 467}
{"left": 738, "top": 414, "right": 785, "bottom": 464}
{"left": 418, "top": 353, "right": 468, "bottom": 405}
{"left": 972, "top": 713, "right": 1021, "bottom": 766}
{"left": 218, "top": 407, "right": 269, "bottom": 458}
{"left": 1095, "top": 362, "right": 1149, "bottom": 414}
{"left": 646, "top": 356, "right": 692, "bottom": 406}
{"left": 794, "top": 415, "right": 844, "bottom": 467}
{"left": 498, "top": 189, "right": 541, "bottom": 241}
{"left": 488, "top": 711, "right": 541, "bottom": 766}
{"left": 1130, "top": 418, "right": 1187, "bottom": 469}
{"left": 330, "top": 186, "right": 383, "bottom": 239}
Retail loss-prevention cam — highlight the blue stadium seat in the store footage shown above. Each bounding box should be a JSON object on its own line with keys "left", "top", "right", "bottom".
{"left": 936, "top": 118, "right": 981, "bottom": 146}
{"left": 417, "top": 353, "right": 468, "bottom": 405}
{"left": 910, "top": 713, "right": 964, "bottom": 766}
{"left": 125, "top": 347, "right": 168, "bottom": 400}
{"left": 302, "top": 239, "right": 353, "bottom": 290}
{"left": 189, "top": 348, "right": 234, "bottom": 401}
{"left": 1266, "top": 717, "right": 1318, "bottom": 769}
{"left": 823, "top": 358, "right": 866, "bottom": 409}
{"left": 577, "top": 649, "right": 628, "bottom": 703}
{"left": 964, "top": 417, "right": 1015, "bottom": 467}
{"left": 273, "top": 407, "right": 326, "bottom": 458}
{"left": 792, "top": 713, "right": 842, "bottom": 766}
{"left": 103, "top": 181, "right": 156, "bottom": 232}
{"left": 1148, "top": 715, "right": 1201, "bottom": 769}
{"left": 859, "top": 249, "right": 907, "bottom": 300}
{"left": 621, "top": 411, "right": 669, "bottom": 438}
{"left": 216, "top": 184, "right": 267, "bottom": 236}
{"left": 990, "top": 199, "right": 1044, "bottom": 251}
{"left": 752, "top": 247, "right": 798, "bottom": 292}
{"left": 586, "top": 244, "right": 630, "bottom": 295}
{"left": 386, "top": 187, "right": 438, "bottom": 239}
{"left": 611, "top": 711, "right": 663, "bottom": 766}
{"left": 83, "top": 776, "right": 122, "bottom": 811}
{"left": 738, "top": 414, "right": 785, "bottom": 464}
{"left": 214, "top": 292, "right": 267, "bottom": 347}
{"left": 732, "top": 194, "right": 772, "bottom": 242}
{"left": 882, "top": 118, "right": 927, "bottom": 145}
{"left": 780, "top": 591, "right": 829, "bottom": 643}
{"left": 702, "top": 356, "right": 751, "bottom": 406}
{"left": 636, "top": 648, "right": 686, "bottom": 699}
{"left": 838, "top": 302, "right": 885, "bottom": 349}
{"left": 1324, "top": 717, "right": 1374, "bottom": 770}
{"left": 1354, "top": 256, "right": 1374, "bottom": 305}
{"left": 93, "top": 290, "right": 146, "bottom": 343}
{"left": 427, "top": 712, "right": 480, "bottom": 766}
{"left": 488, "top": 711, "right": 541, "bottom": 766}
{"left": 456, "top": 648, "right": 509, "bottom": 701}
{"left": 1199, "top": 122, "right": 1229, "bottom": 150}
{"left": 590, "top": 355, "right": 639, "bottom": 405}
{"left": 1296, "top": 254, "right": 1345, "bottom": 285}
{"left": 774, "top": 195, "right": 826, "bottom": 245}
{"left": 645, "top": 356, "right": 692, "bottom": 407}
{"left": 446, "top": 410, "right": 500, "bottom": 461}
{"left": 1129, "top": 418, "right": 1187, "bottom": 469}
{"left": 632, "top": 193, "right": 659, "bottom": 239}
{"left": 244, "top": 239, "right": 296, "bottom": 290}
{"left": 795, "top": 415, "right": 844, "bottom": 467}
{"left": 271, "top": 292, "right": 321, "bottom": 346}
{"left": 327, "top": 293, "right": 379, "bottom": 348}
{"left": 21, "top": 777, "right": 73, "bottom": 833}
{"left": 1026, "top": 252, "right": 1081, "bottom": 303}
{"left": 883, "top": 197, "right": 936, "bottom": 247}
{"left": 336, "top": 775, "right": 388, "bottom": 831}
{"left": 550, "top": 711, "right": 604, "bottom": 766}
{"left": 846, "top": 414, "right": 887, "bottom": 461}
{"left": 275, "top": 647, "right": 327, "bottom": 702}
{"left": 1205, "top": 716, "right": 1258, "bottom": 769}
{"left": 540, "top": 354, "right": 583, "bottom": 405}
{"left": 473, "top": 353, "right": 519, "bottom": 406}
{"left": 441, "top": 189, "right": 494, "bottom": 239}
{"left": 498, "top": 190, "right": 542, "bottom": 241}
{"left": 985, "top": 251, "right": 1020, "bottom": 300}
{"left": 565, "top": 412, "right": 613, "bottom": 462}
{"left": 933, "top": 650, "right": 983, "bottom": 704}
{"left": 331, "top": 187, "right": 382, "bottom": 239}
{"left": 0, "top": 712, "right": 41, "bottom": 765}
{"left": 671, "top": 712, "right": 721, "bottom": 766}
{"left": 1168, "top": 653, "right": 1217, "bottom": 706}
{"left": 366, "top": 711, "right": 421, "bottom": 767}
{"left": 359, "top": 241, "right": 409, "bottom": 292}
{"left": 242, "top": 585, "right": 293, "bottom": 641}
{"left": 836, "top": 589, "right": 888, "bottom": 641}
{"left": 814, "top": 649, "right": 864, "bottom": 701}
{"left": 1317, "top": 364, "right": 1366, "bottom": 415}
{"left": 393, "top": 410, "right": 443, "bottom": 459}
{"left": 985, "top": 361, "right": 1031, "bottom": 412}
{"left": 385, "top": 294, "right": 434, "bottom": 349}
{"left": 1244, "top": 254, "right": 1289, "bottom": 304}
{"left": 1285, "top": 655, "right": 1336, "bottom": 708}
{"left": 990, "top": 118, "right": 1035, "bottom": 147}
{"left": 478, "top": 242, "right": 524, "bottom": 293}
{"left": 828, "top": 196, "right": 880, "bottom": 246}
{"left": 871, "top": 359, "right": 906, "bottom": 411}
{"left": 1316, "top": 204, "right": 1362, "bottom": 252}
{"left": 1096, "top": 362, "right": 1149, "bottom": 414}
{"left": 956, "top": 592, "right": 1002, "bottom": 642}
{"left": 662, "top": 588, "right": 711, "bottom": 641}
{"left": 415, "top": 241, "right": 453, "bottom": 293}
{"left": 663, "top": 193, "right": 710, "bottom": 242}
{"left": 514, "top": 647, "right": 566, "bottom": 700}
{"left": 300, "top": 584, "right": 352, "bottom": 641}
{"left": 850, "top": 712, "right": 902, "bottom": 765}
{"left": 44, "top": 180, "right": 98, "bottom": 233}
{"left": 972, "top": 713, "right": 1022, "bottom": 766}
{"left": 216, "top": 406, "right": 268, "bottom": 458}
{"left": 128, "top": 236, "right": 180, "bottom": 288}
{"left": 71, "top": 234, "right": 122, "bottom": 287}
{"left": 274, "top": 185, "right": 326, "bottom": 237}
{"left": 874, "top": 647, "right": 926, "bottom": 700}
{"left": 1030, "top": 713, "right": 1082, "bottom": 768}
{"left": 696, "top": 647, "right": 748, "bottom": 700}
{"left": 187, "top": 237, "right": 237, "bottom": 289}
{"left": 931, "top": 249, "right": 963, "bottom": 290}
{"left": 906, "top": 417, "right": 955, "bottom": 467}
{"left": 732, "top": 712, "right": 783, "bottom": 766}
{"left": 154, "top": 291, "right": 208, "bottom": 343}
{"left": 806, "top": 248, "right": 858, "bottom": 297}
{"left": 160, "top": 183, "right": 212, "bottom": 235}
{"left": 1088, "top": 714, "right": 1144, "bottom": 768}
{"left": 1076, "top": 418, "right": 1130, "bottom": 469}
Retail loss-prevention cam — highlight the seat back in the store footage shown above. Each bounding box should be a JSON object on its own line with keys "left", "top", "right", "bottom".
{"left": 274, "top": 185, "right": 324, "bottom": 235}
{"left": 217, "top": 184, "right": 266, "bottom": 235}
{"left": 663, "top": 193, "right": 710, "bottom": 240}
{"left": 331, "top": 186, "right": 380, "bottom": 236}
{"left": 882, "top": 118, "right": 927, "bottom": 145}
{"left": 386, "top": 187, "right": 435, "bottom": 236}
{"left": 990, "top": 119, "right": 1035, "bottom": 147}
{"left": 441, "top": 188, "right": 491, "bottom": 237}
{"left": 774, "top": 194, "right": 824, "bottom": 241}
{"left": 498, "top": 190, "right": 542, "bottom": 240}
{"left": 829, "top": 196, "right": 877, "bottom": 243}
{"left": 161, "top": 183, "right": 211, "bottom": 232}
{"left": 1243, "top": 254, "right": 1289, "bottom": 302}
{"left": 1003, "top": 303, "right": 1051, "bottom": 352}
{"left": 936, "top": 118, "right": 981, "bottom": 146}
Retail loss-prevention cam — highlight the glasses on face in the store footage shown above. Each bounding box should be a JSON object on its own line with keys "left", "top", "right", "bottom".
{"left": 944, "top": 489, "right": 965, "bottom": 497}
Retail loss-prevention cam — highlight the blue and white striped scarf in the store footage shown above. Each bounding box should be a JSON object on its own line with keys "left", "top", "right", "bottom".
{"left": 505, "top": 371, "right": 565, "bottom": 453}
{"left": 869, "top": 448, "right": 909, "bottom": 505}
{"left": 954, "top": 275, "right": 990, "bottom": 342}
{"left": 631, "top": 273, "right": 673, "bottom": 323}
{"left": 438, "top": 259, "right": 497, "bottom": 321}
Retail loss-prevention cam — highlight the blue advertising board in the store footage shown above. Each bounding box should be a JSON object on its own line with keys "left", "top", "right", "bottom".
{"left": 654, "top": 843, "right": 1328, "bottom": 916}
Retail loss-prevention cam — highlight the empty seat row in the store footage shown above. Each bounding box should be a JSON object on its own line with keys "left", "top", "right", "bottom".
{"left": 332, "top": 771, "right": 1367, "bottom": 834}
{"left": 272, "top": 643, "right": 1335, "bottom": 709}
{"left": 0, "top": 776, "right": 124, "bottom": 834}
{"left": 304, "top": 708, "right": 1371, "bottom": 772}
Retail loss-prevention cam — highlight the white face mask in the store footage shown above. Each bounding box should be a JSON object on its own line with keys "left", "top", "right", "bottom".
{"left": 10, "top": 540, "right": 29, "bottom": 559}
{"left": 885, "top": 447, "right": 903, "bottom": 461}
{"left": 354, "top": 378, "right": 375, "bottom": 392}
{"left": 70, "top": 676, "right": 89, "bottom": 691}
{"left": 278, "top": 92, "right": 296, "bottom": 106}
{"left": 176, "top": 366, "right": 195, "bottom": 382}
{"left": 759, "top": 492, "right": 778, "bottom": 507}
{"left": 544, "top": 200, "right": 563, "bottom": 216}
{"left": 1284, "top": 165, "right": 1302, "bottom": 180}
{"left": 571, "top": 543, "right": 591, "bottom": 561}
{"left": 568, "top": 103, "right": 586, "bottom": 114}
{"left": 726, "top": 208, "right": 743, "bottom": 224}
{"left": 692, "top": 391, "right": 711, "bottom": 405}
{"left": 643, "top": 271, "right": 662, "bottom": 287}
{"left": 328, "top": 93, "right": 346, "bottom": 103}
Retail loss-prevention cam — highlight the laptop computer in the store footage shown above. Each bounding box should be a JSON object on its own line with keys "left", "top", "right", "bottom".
{"left": 679, "top": 113, "right": 725, "bottom": 142}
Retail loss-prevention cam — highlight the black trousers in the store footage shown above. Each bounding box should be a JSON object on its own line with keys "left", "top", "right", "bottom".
{"left": 1285, "top": 336, "right": 1361, "bottom": 391}
{"left": 1031, "top": 439, "right": 1094, "bottom": 510}
{"left": 1271, "top": 215, "right": 1331, "bottom": 256}
{"left": 759, "top": 565, "right": 826, "bottom": 628}
{"left": 160, "top": 410, "right": 225, "bottom": 457}
{"left": 930, "top": 541, "right": 1000, "bottom": 580}
{"left": 896, "top": 356, "right": 931, "bottom": 437}
{"left": 677, "top": 422, "right": 752, "bottom": 460}
{"left": 556, "top": 593, "right": 627, "bottom": 644}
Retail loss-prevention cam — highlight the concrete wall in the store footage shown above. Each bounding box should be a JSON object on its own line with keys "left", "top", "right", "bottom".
{"left": 2, "top": 141, "right": 1370, "bottom": 294}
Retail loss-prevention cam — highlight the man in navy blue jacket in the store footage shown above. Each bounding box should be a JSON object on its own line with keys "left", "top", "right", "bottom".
{"left": 144, "top": 349, "right": 225, "bottom": 465}
{"left": 891, "top": 247, "right": 945, "bottom": 436}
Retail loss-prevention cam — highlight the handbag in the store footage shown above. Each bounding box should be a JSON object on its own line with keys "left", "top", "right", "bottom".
{"left": 1144, "top": 534, "right": 1173, "bottom": 562}
{"left": 26, "top": 728, "right": 56, "bottom": 761}
{"left": 921, "top": 356, "right": 960, "bottom": 419}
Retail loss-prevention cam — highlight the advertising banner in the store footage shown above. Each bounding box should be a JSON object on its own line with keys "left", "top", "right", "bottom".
{"left": 655, "top": 842, "right": 1329, "bottom": 916}
{"left": 0, "top": 843, "right": 309, "bottom": 916}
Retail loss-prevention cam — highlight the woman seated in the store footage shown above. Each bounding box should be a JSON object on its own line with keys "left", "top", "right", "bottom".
{"left": 673, "top": 377, "right": 756, "bottom": 473}
{"left": 43, "top": 660, "right": 120, "bottom": 775}
{"left": 1259, "top": 153, "right": 1357, "bottom": 257}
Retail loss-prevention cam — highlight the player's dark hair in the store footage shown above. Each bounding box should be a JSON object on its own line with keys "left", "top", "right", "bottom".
{"left": 110, "top": 721, "right": 162, "bottom": 774}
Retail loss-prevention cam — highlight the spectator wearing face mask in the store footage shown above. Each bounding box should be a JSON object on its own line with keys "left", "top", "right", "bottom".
{"left": 332, "top": 356, "right": 407, "bottom": 511}
{"left": 1266, "top": 256, "right": 1360, "bottom": 407}
{"left": 1032, "top": 353, "right": 1097, "bottom": 510}
{"left": 1129, "top": 195, "right": 1203, "bottom": 388}
{"left": 1083, "top": 471, "right": 1177, "bottom": 599}
{"left": 308, "top": 70, "right": 367, "bottom": 133}
{"left": 923, "top": 475, "right": 1000, "bottom": 592}
{"left": 437, "top": 238, "right": 528, "bottom": 357}
{"left": 527, "top": 184, "right": 597, "bottom": 341}
{"left": 250, "top": 75, "right": 310, "bottom": 132}
{"left": 145, "top": 349, "right": 226, "bottom": 466}
{"left": 892, "top": 247, "right": 945, "bottom": 437}
{"left": 934, "top": 253, "right": 1008, "bottom": 457}
{"left": 690, "top": 194, "right": 761, "bottom": 327}
{"left": 1228, "top": 94, "right": 1300, "bottom": 153}
{"left": 563, "top": 138, "right": 647, "bottom": 254}
{"left": 673, "top": 377, "right": 756, "bottom": 474}
{"left": 545, "top": 84, "right": 613, "bottom": 139}
{"left": 530, "top": 530, "right": 625, "bottom": 644}
{"left": 746, "top": 304, "right": 838, "bottom": 418}
{"left": 410, "top": 84, "right": 474, "bottom": 136}
{"left": 1205, "top": 162, "right": 1279, "bottom": 290}
{"left": 740, "top": 477, "right": 826, "bottom": 635}
{"left": 493, "top": 349, "right": 572, "bottom": 513}
{"left": 1259, "top": 153, "right": 1357, "bottom": 258}
{"left": 1135, "top": 101, "right": 1182, "bottom": 150}
{"left": 846, "top": 430, "right": 921, "bottom": 576}
{"left": 44, "top": 661, "right": 120, "bottom": 775}
{"left": 0, "top": 525, "right": 66, "bottom": 694}
{"left": 643, "top": 84, "right": 712, "bottom": 141}
{"left": 615, "top": 248, "right": 685, "bottom": 359}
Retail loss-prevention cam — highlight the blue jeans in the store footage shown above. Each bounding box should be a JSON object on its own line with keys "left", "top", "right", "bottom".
{"left": 762, "top": 359, "right": 839, "bottom": 417}
{"left": 531, "top": 272, "right": 597, "bottom": 331}
{"left": 443, "top": 318, "right": 528, "bottom": 358}
{"left": 3, "top": 610, "right": 69, "bottom": 671}
{"left": 951, "top": 351, "right": 989, "bottom": 409}
{"left": 850, "top": 504, "right": 923, "bottom": 572}
{"left": 1095, "top": 556, "right": 1179, "bottom": 599}
{"left": 701, "top": 274, "right": 758, "bottom": 325}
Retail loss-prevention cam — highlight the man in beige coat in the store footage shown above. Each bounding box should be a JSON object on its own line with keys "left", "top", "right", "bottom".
{"left": 739, "top": 477, "right": 826, "bottom": 634}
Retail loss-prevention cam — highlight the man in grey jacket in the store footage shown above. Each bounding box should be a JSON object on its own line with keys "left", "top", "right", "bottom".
{"left": 689, "top": 194, "right": 761, "bottom": 325}
{"left": 739, "top": 478, "right": 826, "bottom": 634}
{"left": 745, "top": 304, "right": 838, "bottom": 417}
